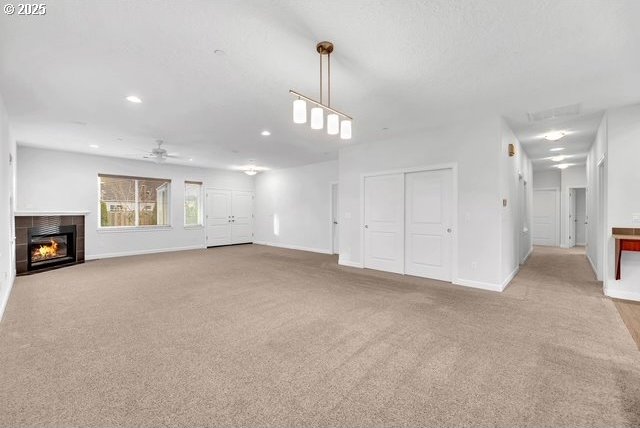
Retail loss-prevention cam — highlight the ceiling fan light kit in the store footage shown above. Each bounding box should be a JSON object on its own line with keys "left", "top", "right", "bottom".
{"left": 290, "top": 41, "right": 352, "bottom": 140}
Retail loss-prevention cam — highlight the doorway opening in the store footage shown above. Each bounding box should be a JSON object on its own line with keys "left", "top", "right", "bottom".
{"left": 567, "top": 187, "right": 587, "bottom": 248}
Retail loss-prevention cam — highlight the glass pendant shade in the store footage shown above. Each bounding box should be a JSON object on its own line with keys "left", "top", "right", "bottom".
{"left": 293, "top": 99, "right": 307, "bottom": 124}
{"left": 311, "top": 107, "right": 324, "bottom": 130}
{"left": 340, "top": 120, "right": 352, "bottom": 140}
{"left": 327, "top": 113, "right": 339, "bottom": 135}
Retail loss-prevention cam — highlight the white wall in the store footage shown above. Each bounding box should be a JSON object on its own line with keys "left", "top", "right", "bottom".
{"left": 605, "top": 103, "right": 640, "bottom": 301}
{"left": 532, "top": 169, "right": 561, "bottom": 189}
{"left": 0, "top": 94, "right": 16, "bottom": 320}
{"left": 339, "top": 115, "right": 504, "bottom": 290}
{"left": 499, "top": 120, "right": 533, "bottom": 284}
{"left": 16, "top": 146, "right": 253, "bottom": 259}
{"left": 560, "top": 165, "right": 587, "bottom": 247}
{"left": 254, "top": 160, "right": 338, "bottom": 254}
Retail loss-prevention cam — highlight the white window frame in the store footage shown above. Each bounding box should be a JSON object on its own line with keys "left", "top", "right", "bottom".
{"left": 97, "top": 174, "right": 172, "bottom": 231}
{"left": 184, "top": 181, "right": 204, "bottom": 228}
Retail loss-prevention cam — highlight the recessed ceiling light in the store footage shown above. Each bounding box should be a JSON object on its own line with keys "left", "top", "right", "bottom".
{"left": 549, "top": 147, "right": 564, "bottom": 152}
{"left": 89, "top": 144, "right": 99, "bottom": 148}
{"left": 126, "top": 95, "right": 142, "bottom": 103}
{"left": 550, "top": 155, "right": 566, "bottom": 162}
{"left": 189, "top": 158, "right": 193, "bottom": 162}
{"left": 261, "top": 130, "right": 271, "bottom": 136}
{"left": 543, "top": 131, "right": 566, "bottom": 141}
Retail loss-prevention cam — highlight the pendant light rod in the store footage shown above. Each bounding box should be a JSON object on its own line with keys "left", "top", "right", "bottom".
{"left": 289, "top": 90, "right": 353, "bottom": 121}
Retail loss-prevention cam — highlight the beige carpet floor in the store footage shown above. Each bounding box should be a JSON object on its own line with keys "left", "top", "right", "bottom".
{"left": 0, "top": 244, "right": 639, "bottom": 427}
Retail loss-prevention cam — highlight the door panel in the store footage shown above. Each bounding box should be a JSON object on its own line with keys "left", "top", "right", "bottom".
{"left": 404, "top": 169, "right": 452, "bottom": 281}
{"left": 206, "top": 189, "right": 232, "bottom": 246}
{"left": 364, "top": 174, "right": 404, "bottom": 273}
{"left": 533, "top": 190, "right": 558, "bottom": 246}
{"left": 332, "top": 183, "right": 339, "bottom": 254}
{"left": 568, "top": 189, "right": 576, "bottom": 247}
{"left": 231, "top": 191, "right": 253, "bottom": 244}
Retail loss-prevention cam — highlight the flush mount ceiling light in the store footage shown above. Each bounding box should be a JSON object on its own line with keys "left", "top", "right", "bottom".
{"left": 290, "top": 41, "right": 353, "bottom": 140}
{"left": 89, "top": 144, "right": 99, "bottom": 149}
{"left": 126, "top": 95, "right": 142, "bottom": 103}
{"left": 554, "top": 163, "right": 573, "bottom": 169}
{"left": 543, "top": 131, "right": 566, "bottom": 141}
{"left": 550, "top": 155, "right": 566, "bottom": 162}
{"left": 261, "top": 130, "right": 271, "bottom": 136}
{"left": 241, "top": 162, "right": 267, "bottom": 176}
{"left": 549, "top": 147, "right": 565, "bottom": 152}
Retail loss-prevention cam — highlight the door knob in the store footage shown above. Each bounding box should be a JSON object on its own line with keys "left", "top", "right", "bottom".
{"left": 447, "top": 228, "right": 452, "bottom": 233}
{"left": 364, "top": 225, "right": 368, "bottom": 228}
{"left": 333, "top": 221, "right": 338, "bottom": 225}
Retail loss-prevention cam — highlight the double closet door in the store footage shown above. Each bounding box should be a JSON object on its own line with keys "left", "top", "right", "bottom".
{"left": 363, "top": 169, "right": 453, "bottom": 281}
{"left": 206, "top": 189, "right": 253, "bottom": 247}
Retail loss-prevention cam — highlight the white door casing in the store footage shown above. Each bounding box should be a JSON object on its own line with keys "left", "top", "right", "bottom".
{"left": 532, "top": 189, "right": 559, "bottom": 246}
{"left": 364, "top": 174, "right": 404, "bottom": 274}
{"left": 404, "top": 169, "right": 453, "bottom": 281}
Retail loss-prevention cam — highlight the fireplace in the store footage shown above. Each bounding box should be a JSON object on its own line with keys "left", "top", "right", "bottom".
{"left": 28, "top": 225, "right": 77, "bottom": 272}
{"left": 15, "top": 213, "right": 86, "bottom": 275}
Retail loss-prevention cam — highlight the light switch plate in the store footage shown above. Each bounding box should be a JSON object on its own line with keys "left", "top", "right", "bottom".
{"left": 632, "top": 213, "right": 640, "bottom": 224}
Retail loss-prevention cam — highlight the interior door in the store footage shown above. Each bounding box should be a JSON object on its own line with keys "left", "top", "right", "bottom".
{"left": 206, "top": 189, "right": 232, "bottom": 246}
{"left": 231, "top": 191, "right": 253, "bottom": 244}
{"left": 332, "top": 183, "right": 339, "bottom": 254}
{"left": 568, "top": 189, "right": 576, "bottom": 247}
{"left": 404, "top": 169, "right": 452, "bottom": 281}
{"left": 364, "top": 174, "right": 404, "bottom": 274}
{"left": 532, "top": 189, "right": 558, "bottom": 246}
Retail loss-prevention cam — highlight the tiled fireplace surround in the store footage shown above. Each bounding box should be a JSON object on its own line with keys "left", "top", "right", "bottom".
{"left": 15, "top": 214, "right": 86, "bottom": 275}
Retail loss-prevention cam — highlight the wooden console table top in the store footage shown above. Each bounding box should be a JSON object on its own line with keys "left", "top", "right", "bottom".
{"left": 613, "top": 234, "right": 640, "bottom": 241}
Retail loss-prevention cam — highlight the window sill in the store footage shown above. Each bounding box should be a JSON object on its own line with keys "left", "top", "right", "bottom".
{"left": 97, "top": 226, "right": 173, "bottom": 233}
{"left": 184, "top": 225, "right": 204, "bottom": 230}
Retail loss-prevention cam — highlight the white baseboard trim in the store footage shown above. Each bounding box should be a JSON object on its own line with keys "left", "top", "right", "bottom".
{"left": 586, "top": 254, "right": 598, "bottom": 277}
{"left": 453, "top": 278, "right": 504, "bottom": 292}
{"left": 500, "top": 265, "right": 520, "bottom": 291}
{"left": 604, "top": 287, "right": 640, "bottom": 302}
{"left": 521, "top": 246, "right": 533, "bottom": 264}
{"left": 253, "top": 241, "right": 332, "bottom": 255}
{"left": 0, "top": 271, "right": 16, "bottom": 323}
{"left": 86, "top": 245, "right": 206, "bottom": 260}
{"left": 338, "top": 259, "right": 364, "bottom": 268}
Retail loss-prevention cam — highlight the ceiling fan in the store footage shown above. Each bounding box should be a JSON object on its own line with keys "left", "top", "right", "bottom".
{"left": 143, "top": 140, "right": 180, "bottom": 163}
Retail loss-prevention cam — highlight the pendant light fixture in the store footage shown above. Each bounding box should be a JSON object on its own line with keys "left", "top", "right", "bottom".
{"left": 290, "top": 41, "right": 353, "bottom": 140}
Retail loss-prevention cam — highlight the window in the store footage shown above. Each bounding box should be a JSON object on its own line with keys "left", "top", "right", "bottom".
{"left": 184, "top": 181, "right": 203, "bottom": 226}
{"left": 99, "top": 174, "right": 171, "bottom": 228}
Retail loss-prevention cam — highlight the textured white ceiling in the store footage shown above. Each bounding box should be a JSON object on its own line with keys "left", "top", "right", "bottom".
{"left": 1, "top": 0, "right": 639, "bottom": 169}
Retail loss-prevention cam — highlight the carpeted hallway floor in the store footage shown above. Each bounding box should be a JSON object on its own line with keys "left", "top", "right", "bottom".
{"left": 0, "top": 244, "right": 639, "bottom": 427}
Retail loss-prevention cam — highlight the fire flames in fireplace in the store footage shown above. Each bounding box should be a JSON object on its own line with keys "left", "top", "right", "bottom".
{"left": 32, "top": 239, "right": 62, "bottom": 262}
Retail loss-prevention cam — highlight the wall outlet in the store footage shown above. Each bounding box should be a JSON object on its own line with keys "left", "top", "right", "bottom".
{"left": 632, "top": 213, "right": 640, "bottom": 224}
{"left": 471, "top": 261, "right": 478, "bottom": 270}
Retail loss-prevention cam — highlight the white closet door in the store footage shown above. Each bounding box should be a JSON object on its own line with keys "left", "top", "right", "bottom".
{"left": 231, "top": 191, "right": 253, "bottom": 244}
{"left": 533, "top": 189, "right": 558, "bottom": 246}
{"left": 364, "top": 174, "right": 404, "bottom": 274}
{"left": 206, "top": 189, "right": 232, "bottom": 246}
{"left": 404, "top": 169, "right": 453, "bottom": 281}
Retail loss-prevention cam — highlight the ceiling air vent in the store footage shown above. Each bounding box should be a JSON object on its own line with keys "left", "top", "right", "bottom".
{"left": 527, "top": 103, "right": 581, "bottom": 122}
